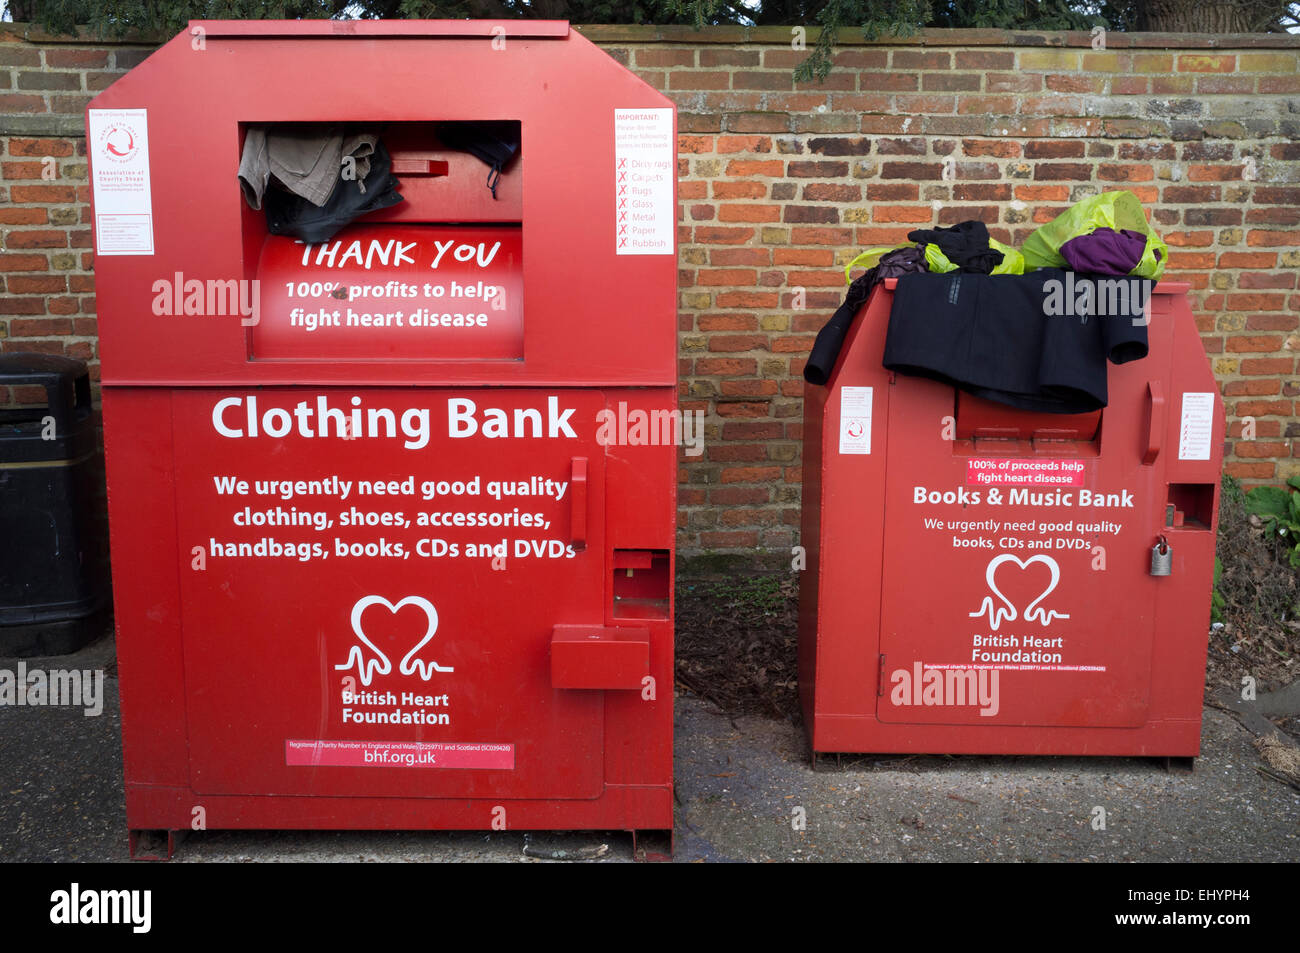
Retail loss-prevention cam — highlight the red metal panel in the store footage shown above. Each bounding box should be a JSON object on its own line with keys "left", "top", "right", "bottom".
{"left": 801, "top": 280, "right": 1222, "bottom": 756}
{"left": 551, "top": 625, "right": 650, "bottom": 690}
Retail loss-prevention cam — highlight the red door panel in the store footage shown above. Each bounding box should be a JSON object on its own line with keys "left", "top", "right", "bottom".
{"left": 170, "top": 387, "right": 609, "bottom": 799}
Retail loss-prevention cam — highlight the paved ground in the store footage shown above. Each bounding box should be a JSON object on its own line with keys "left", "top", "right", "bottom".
{"left": 1, "top": 633, "right": 1296, "bottom": 862}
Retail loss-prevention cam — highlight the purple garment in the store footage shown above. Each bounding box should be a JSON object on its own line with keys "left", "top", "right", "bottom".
{"left": 1059, "top": 227, "right": 1151, "bottom": 276}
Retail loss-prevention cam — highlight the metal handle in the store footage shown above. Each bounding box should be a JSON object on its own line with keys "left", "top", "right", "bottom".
{"left": 569, "top": 456, "right": 587, "bottom": 551}
{"left": 388, "top": 158, "right": 450, "bottom": 176}
{"left": 1142, "top": 380, "right": 1164, "bottom": 466}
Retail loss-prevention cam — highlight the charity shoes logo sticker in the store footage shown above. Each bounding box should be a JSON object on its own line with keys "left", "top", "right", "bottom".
{"left": 968, "top": 554, "right": 1071, "bottom": 631}
{"left": 96, "top": 122, "right": 140, "bottom": 163}
{"left": 334, "top": 594, "right": 454, "bottom": 687}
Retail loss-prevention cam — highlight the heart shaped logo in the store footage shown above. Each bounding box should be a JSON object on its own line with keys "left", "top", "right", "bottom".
{"left": 334, "top": 595, "right": 454, "bottom": 687}
{"left": 968, "top": 554, "right": 1071, "bottom": 631}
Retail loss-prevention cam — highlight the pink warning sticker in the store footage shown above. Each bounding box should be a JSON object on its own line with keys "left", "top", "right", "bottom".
{"left": 966, "top": 458, "right": 1086, "bottom": 488}
{"left": 286, "top": 739, "right": 514, "bottom": 770}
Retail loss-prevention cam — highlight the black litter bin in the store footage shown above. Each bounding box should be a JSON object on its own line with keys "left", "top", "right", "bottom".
{"left": 0, "top": 353, "right": 108, "bottom": 656}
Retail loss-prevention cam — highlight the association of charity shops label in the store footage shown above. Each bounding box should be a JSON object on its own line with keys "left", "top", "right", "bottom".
{"left": 88, "top": 108, "right": 154, "bottom": 255}
{"left": 838, "top": 386, "right": 873, "bottom": 454}
{"left": 614, "top": 108, "right": 674, "bottom": 256}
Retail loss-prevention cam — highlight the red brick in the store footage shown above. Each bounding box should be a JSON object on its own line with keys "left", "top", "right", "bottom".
{"left": 1024, "top": 140, "right": 1085, "bottom": 159}
{"left": 708, "top": 487, "right": 770, "bottom": 505}
{"left": 716, "top": 291, "right": 780, "bottom": 308}
{"left": 5, "top": 275, "right": 65, "bottom": 293}
{"left": 696, "top": 358, "right": 757, "bottom": 375}
{"left": 9, "top": 316, "right": 73, "bottom": 334}
{"left": 708, "top": 335, "right": 768, "bottom": 352}
{"left": 8, "top": 138, "right": 75, "bottom": 158}
{"left": 1177, "top": 54, "right": 1235, "bottom": 73}
{"left": 724, "top": 159, "right": 783, "bottom": 177}
{"left": 3, "top": 230, "right": 67, "bottom": 249}
{"left": 677, "top": 135, "right": 714, "bottom": 154}
{"left": 1239, "top": 272, "right": 1297, "bottom": 290}
{"left": 693, "top": 226, "right": 754, "bottom": 244}
{"left": 709, "top": 248, "right": 769, "bottom": 267}
{"left": 708, "top": 444, "right": 769, "bottom": 462}
{"left": 718, "top": 204, "right": 781, "bottom": 223}
{"left": 787, "top": 160, "right": 849, "bottom": 178}
{"left": 1224, "top": 462, "right": 1275, "bottom": 479}
{"left": 1234, "top": 441, "right": 1290, "bottom": 458}
{"left": 873, "top": 205, "right": 932, "bottom": 223}
{"left": 789, "top": 227, "right": 853, "bottom": 245}
{"left": 711, "top": 181, "right": 767, "bottom": 200}
{"left": 1223, "top": 379, "right": 1280, "bottom": 396}
{"left": 1097, "top": 163, "right": 1153, "bottom": 181}
{"left": 715, "top": 135, "right": 771, "bottom": 154}
{"left": 696, "top": 268, "right": 756, "bottom": 286}
{"left": 1226, "top": 294, "right": 1286, "bottom": 311}
{"left": 1218, "top": 252, "right": 1276, "bottom": 268}
{"left": 1034, "top": 163, "right": 1093, "bottom": 181}
{"left": 1246, "top": 314, "right": 1298, "bottom": 331}
{"left": 802, "top": 183, "right": 861, "bottom": 202}
{"left": 0, "top": 208, "right": 49, "bottom": 225}
{"left": 774, "top": 248, "right": 834, "bottom": 267}
{"left": 0, "top": 95, "right": 47, "bottom": 113}
{"left": 881, "top": 161, "right": 943, "bottom": 180}
{"left": 44, "top": 49, "right": 111, "bottom": 68}
{"left": 1233, "top": 399, "right": 1292, "bottom": 415}
{"left": 9, "top": 185, "right": 77, "bottom": 203}
{"left": 0, "top": 254, "right": 51, "bottom": 272}
{"left": 1241, "top": 360, "right": 1296, "bottom": 383}
{"left": 962, "top": 139, "right": 1020, "bottom": 158}
{"left": 714, "top": 401, "right": 770, "bottom": 418}
{"left": 698, "top": 531, "right": 760, "bottom": 548}
{"left": 866, "top": 183, "right": 920, "bottom": 201}
{"left": 1246, "top": 230, "right": 1298, "bottom": 247}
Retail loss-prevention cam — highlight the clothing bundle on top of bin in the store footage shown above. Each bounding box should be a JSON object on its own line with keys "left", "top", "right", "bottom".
{"left": 804, "top": 192, "right": 1165, "bottom": 412}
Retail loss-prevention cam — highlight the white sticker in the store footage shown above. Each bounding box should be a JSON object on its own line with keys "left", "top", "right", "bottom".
{"left": 614, "top": 108, "right": 674, "bottom": 256}
{"left": 839, "top": 386, "right": 873, "bottom": 454}
{"left": 88, "top": 108, "right": 154, "bottom": 256}
{"left": 1177, "top": 392, "right": 1215, "bottom": 461}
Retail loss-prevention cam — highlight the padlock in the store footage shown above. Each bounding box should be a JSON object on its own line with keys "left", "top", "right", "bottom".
{"left": 1150, "top": 536, "right": 1172, "bottom": 576}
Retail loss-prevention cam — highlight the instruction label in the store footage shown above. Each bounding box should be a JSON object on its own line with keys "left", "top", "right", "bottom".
{"left": 1178, "top": 392, "right": 1215, "bottom": 461}
{"left": 88, "top": 108, "right": 154, "bottom": 255}
{"left": 838, "top": 386, "right": 873, "bottom": 454}
{"left": 614, "top": 108, "right": 674, "bottom": 255}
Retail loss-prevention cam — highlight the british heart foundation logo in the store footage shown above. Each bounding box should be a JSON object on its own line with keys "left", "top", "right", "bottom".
{"left": 334, "top": 595, "right": 455, "bottom": 687}
{"left": 968, "top": 554, "right": 1071, "bottom": 631}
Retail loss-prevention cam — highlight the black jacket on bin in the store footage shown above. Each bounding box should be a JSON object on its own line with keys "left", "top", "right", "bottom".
{"left": 882, "top": 270, "right": 1149, "bottom": 414}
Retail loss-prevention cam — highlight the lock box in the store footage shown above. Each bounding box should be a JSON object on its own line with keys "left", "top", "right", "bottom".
{"left": 798, "top": 278, "right": 1223, "bottom": 758}
{"left": 88, "top": 20, "right": 678, "bottom": 856}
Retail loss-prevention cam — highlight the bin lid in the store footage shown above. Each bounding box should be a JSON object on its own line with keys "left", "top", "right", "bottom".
{"left": 190, "top": 19, "right": 570, "bottom": 39}
{"left": 0, "top": 352, "right": 86, "bottom": 387}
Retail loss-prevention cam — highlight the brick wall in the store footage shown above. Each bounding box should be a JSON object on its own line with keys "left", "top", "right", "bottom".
{"left": 2, "top": 24, "right": 1298, "bottom": 570}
